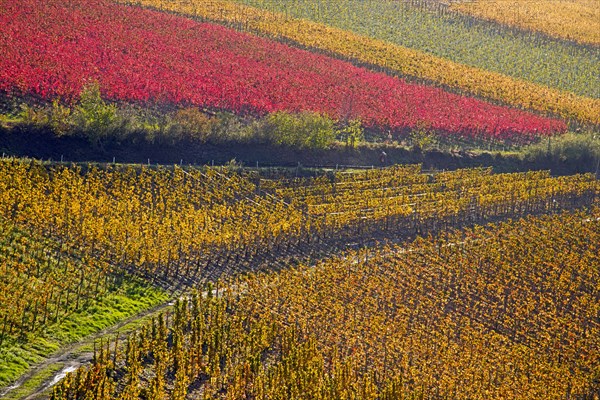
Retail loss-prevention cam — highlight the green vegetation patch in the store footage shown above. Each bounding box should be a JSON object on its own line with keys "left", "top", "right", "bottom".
{"left": 0, "top": 278, "right": 168, "bottom": 390}
{"left": 1, "top": 363, "right": 64, "bottom": 400}
{"left": 2, "top": 85, "right": 361, "bottom": 150}
{"left": 44, "top": 279, "right": 169, "bottom": 343}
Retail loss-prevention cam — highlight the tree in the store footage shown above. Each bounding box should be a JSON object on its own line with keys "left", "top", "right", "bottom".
{"left": 265, "top": 111, "right": 336, "bottom": 149}
{"left": 73, "top": 82, "right": 119, "bottom": 148}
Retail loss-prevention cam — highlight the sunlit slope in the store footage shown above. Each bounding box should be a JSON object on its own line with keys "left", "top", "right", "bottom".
{"left": 51, "top": 209, "right": 600, "bottom": 399}
{"left": 120, "top": 0, "right": 600, "bottom": 125}
{"left": 0, "top": 0, "right": 569, "bottom": 140}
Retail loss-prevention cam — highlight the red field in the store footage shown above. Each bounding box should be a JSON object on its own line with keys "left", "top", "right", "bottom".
{"left": 0, "top": 0, "right": 567, "bottom": 140}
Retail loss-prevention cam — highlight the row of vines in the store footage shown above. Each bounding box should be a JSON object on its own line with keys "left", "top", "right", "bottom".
{"left": 51, "top": 208, "right": 600, "bottom": 399}
{"left": 0, "top": 159, "right": 597, "bottom": 347}
{"left": 451, "top": 0, "right": 600, "bottom": 45}
{"left": 123, "top": 0, "right": 600, "bottom": 126}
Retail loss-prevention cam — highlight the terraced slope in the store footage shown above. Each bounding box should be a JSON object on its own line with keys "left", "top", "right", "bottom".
{"left": 125, "top": 0, "right": 600, "bottom": 125}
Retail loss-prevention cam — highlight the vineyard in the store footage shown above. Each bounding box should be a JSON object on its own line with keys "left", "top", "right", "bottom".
{"left": 0, "top": 157, "right": 598, "bottom": 398}
{"left": 1, "top": 0, "right": 600, "bottom": 398}
{"left": 119, "top": 0, "right": 600, "bottom": 126}
{"left": 231, "top": 0, "right": 599, "bottom": 99}
{"left": 0, "top": 0, "right": 598, "bottom": 145}
{"left": 0, "top": 220, "right": 113, "bottom": 345}
{"left": 1, "top": 160, "right": 596, "bottom": 290}
{"left": 49, "top": 208, "right": 600, "bottom": 399}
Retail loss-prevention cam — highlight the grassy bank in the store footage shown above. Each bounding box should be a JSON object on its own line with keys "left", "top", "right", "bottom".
{"left": 0, "top": 277, "right": 168, "bottom": 391}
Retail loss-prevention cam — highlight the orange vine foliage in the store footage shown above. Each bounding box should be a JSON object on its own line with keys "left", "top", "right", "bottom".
{"left": 51, "top": 209, "right": 600, "bottom": 399}
{"left": 1, "top": 158, "right": 597, "bottom": 349}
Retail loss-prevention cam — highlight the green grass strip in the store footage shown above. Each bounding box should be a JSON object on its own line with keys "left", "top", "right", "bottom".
{"left": 0, "top": 278, "right": 169, "bottom": 390}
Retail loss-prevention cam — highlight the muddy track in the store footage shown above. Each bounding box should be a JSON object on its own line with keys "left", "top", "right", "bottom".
{"left": 0, "top": 299, "right": 175, "bottom": 400}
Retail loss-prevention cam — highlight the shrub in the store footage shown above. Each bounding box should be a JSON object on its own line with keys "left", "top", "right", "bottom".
{"left": 521, "top": 132, "right": 600, "bottom": 164}
{"left": 169, "top": 107, "right": 215, "bottom": 142}
{"left": 408, "top": 123, "right": 436, "bottom": 152}
{"left": 72, "top": 82, "right": 120, "bottom": 147}
{"left": 49, "top": 99, "right": 73, "bottom": 137}
{"left": 19, "top": 103, "right": 49, "bottom": 128}
{"left": 336, "top": 119, "right": 364, "bottom": 148}
{"left": 265, "top": 111, "right": 335, "bottom": 149}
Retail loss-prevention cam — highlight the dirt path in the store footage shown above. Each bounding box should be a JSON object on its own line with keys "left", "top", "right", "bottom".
{"left": 0, "top": 299, "right": 175, "bottom": 400}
